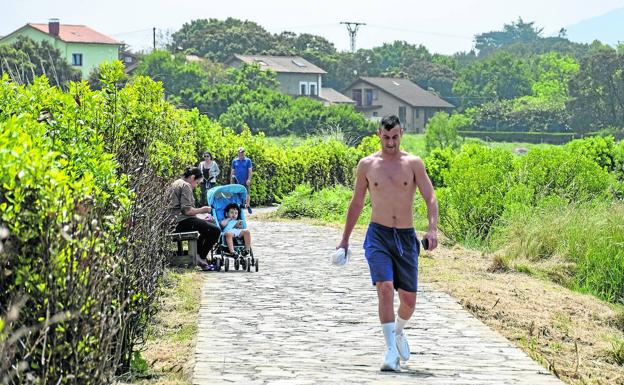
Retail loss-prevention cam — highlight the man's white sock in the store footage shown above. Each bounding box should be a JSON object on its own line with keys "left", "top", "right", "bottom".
{"left": 395, "top": 315, "right": 408, "bottom": 335}
{"left": 382, "top": 322, "right": 397, "bottom": 351}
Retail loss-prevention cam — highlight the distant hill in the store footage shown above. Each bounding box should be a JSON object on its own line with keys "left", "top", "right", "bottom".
{"left": 565, "top": 7, "right": 624, "bottom": 46}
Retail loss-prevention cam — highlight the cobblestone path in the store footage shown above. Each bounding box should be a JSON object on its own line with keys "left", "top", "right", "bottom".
{"left": 194, "top": 220, "right": 563, "bottom": 385}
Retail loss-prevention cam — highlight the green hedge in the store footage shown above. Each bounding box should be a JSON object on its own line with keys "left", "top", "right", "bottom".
{"left": 0, "top": 63, "right": 190, "bottom": 383}
{"left": 0, "top": 62, "right": 376, "bottom": 383}
{"left": 459, "top": 130, "right": 579, "bottom": 144}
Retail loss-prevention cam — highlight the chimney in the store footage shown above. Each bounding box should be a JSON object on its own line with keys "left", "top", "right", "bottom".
{"left": 48, "top": 18, "right": 60, "bottom": 36}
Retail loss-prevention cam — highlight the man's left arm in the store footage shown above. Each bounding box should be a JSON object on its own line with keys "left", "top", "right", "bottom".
{"left": 246, "top": 159, "right": 252, "bottom": 186}
{"left": 414, "top": 157, "right": 438, "bottom": 250}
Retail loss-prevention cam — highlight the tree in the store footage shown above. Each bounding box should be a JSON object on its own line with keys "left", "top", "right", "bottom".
{"left": 133, "top": 50, "right": 227, "bottom": 108}
{"left": 170, "top": 18, "right": 276, "bottom": 62}
{"left": 272, "top": 32, "right": 337, "bottom": 56}
{"left": 453, "top": 52, "right": 532, "bottom": 108}
{"left": 371, "top": 41, "right": 432, "bottom": 70}
{"left": 528, "top": 53, "right": 579, "bottom": 105}
{"left": 475, "top": 18, "right": 543, "bottom": 57}
{"left": 0, "top": 36, "right": 80, "bottom": 87}
{"left": 568, "top": 49, "right": 624, "bottom": 132}
{"left": 401, "top": 60, "right": 457, "bottom": 100}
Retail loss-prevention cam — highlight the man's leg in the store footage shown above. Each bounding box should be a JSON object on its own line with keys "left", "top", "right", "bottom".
{"left": 245, "top": 184, "right": 252, "bottom": 213}
{"left": 395, "top": 289, "right": 416, "bottom": 362}
{"left": 397, "top": 289, "right": 417, "bottom": 322}
{"left": 376, "top": 281, "right": 400, "bottom": 371}
{"left": 376, "top": 281, "right": 395, "bottom": 323}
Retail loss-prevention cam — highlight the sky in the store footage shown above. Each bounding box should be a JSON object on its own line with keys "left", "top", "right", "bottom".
{"left": 1, "top": 0, "right": 623, "bottom": 54}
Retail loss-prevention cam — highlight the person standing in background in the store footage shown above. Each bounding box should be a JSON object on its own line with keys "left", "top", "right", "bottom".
{"left": 230, "top": 147, "right": 253, "bottom": 214}
{"left": 199, "top": 151, "right": 220, "bottom": 206}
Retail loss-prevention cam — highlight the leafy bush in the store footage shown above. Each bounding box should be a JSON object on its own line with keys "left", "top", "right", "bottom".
{"left": 438, "top": 144, "right": 515, "bottom": 242}
{"left": 277, "top": 184, "right": 371, "bottom": 224}
{"left": 463, "top": 99, "right": 571, "bottom": 133}
{"left": 565, "top": 135, "right": 616, "bottom": 171}
{"left": 424, "top": 112, "right": 467, "bottom": 152}
{"left": 424, "top": 146, "right": 457, "bottom": 188}
{"left": 514, "top": 146, "right": 615, "bottom": 204}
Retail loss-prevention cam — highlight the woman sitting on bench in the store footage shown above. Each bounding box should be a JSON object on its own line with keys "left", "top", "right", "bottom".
{"left": 168, "top": 166, "right": 221, "bottom": 270}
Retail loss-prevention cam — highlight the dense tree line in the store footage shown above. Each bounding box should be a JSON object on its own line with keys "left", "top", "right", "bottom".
{"left": 3, "top": 18, "right": 623, "bottom": 134}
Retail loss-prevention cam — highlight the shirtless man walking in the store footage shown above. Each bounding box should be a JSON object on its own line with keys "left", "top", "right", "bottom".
{"left": 337, "top": 115, "right": 438, "bottom": 372}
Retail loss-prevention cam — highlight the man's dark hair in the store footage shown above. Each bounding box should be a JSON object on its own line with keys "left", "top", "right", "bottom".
{"left": 380, "top": 115, "right": 401, "bottom": 130}
{"left": 182, "top": 166, "right": 203, "bottom": 180}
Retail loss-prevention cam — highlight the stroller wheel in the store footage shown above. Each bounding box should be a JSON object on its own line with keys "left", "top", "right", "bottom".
{"left": 215, "top": 258, "right": 221, "bottom": 272}
{"left": 241, "top": 257, "right": 247, "bottom": 271}
{"left": 246, "top": 257, "right": 251, "bottom": 272}
{"left": 224, "top": 257, "right": 229, "bottom": 272}
{"left": 234, "top": 258, "right": 240, "bottom": 271}
{"left": 255, "top": 259, "right": 259, "bottom": 272}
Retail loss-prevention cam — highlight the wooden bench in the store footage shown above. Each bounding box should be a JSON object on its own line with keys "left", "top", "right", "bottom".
{"left": 167, "top": 231, "right": 200, "bottom": 267}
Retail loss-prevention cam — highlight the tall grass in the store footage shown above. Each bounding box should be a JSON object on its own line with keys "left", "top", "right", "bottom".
{"left": 492, "top": 201, "right": 624, "bottom": 303}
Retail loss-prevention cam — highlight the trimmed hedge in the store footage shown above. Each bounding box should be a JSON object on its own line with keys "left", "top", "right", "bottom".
{"left": 459, "top": 130, "right": 579, "bottom": 144}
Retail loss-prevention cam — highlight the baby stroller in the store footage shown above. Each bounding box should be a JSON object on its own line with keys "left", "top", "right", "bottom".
{"left": 207, "top": 184, "right": 258, "bottom": 272}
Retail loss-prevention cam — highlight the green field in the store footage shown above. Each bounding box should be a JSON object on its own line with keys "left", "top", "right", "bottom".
{"left": 267, "top": 134, "right": 552, "bottom": 156}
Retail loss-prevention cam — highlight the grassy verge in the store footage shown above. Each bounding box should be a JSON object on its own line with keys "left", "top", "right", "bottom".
{"left": 491, "top": 201, "right": 624, "bottom": 304}
{"left": 418, "top": 241, "right": 624, "bottom": 385}
{"left": 117, "top": 269, "right": 204, "bottom": 385}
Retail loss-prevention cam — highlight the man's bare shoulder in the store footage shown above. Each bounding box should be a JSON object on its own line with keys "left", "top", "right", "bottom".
{"left": 358, "top": 152, "right": 381, "bottom": 167}
{"left": 401, "top": 151, "right": 424, "bottom": 165}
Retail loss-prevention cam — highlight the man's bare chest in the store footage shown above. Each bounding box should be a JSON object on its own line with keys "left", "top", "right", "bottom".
{"left": 367, "top": 165, "right": 415, "bottom": 190}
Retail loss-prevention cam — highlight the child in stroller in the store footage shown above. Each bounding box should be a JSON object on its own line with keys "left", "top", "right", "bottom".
{"left": 220, "top": 203, "right": 252, "bottom": 257}
{"left": 206, "top": 183, "right": 258, "bottom": 272}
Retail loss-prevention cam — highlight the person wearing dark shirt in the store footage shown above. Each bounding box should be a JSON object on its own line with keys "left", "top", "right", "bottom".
{"left": 168, "top": 166, "right": 221, "bottom": 270}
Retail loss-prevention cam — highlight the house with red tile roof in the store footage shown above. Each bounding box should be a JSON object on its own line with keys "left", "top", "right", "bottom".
{"left": 0, "top": 19, "right": 121, "bottom": 78}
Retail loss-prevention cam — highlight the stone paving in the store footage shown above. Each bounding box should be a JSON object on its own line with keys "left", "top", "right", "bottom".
{"left": 194, "top": 220, "right": 564, "bottom": 385}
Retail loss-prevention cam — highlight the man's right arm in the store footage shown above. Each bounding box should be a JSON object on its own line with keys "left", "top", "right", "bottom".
{"left": 338, "top": 159, "right": 369, "bottom": 251}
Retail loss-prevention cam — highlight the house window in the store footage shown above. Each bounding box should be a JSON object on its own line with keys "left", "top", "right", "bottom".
{"left": 352, "top": 89, "right": 362, "bottom": 106}
{"left": 398, "top": 106, "right": 406, "bottom": 124}
{"left": 72, "top": 53, "right": 83, "bottom": 66}
{"left": 300, "top": 82, "right": 307, "bottom": 95}
{"left": 415, "top": 108, "right": 420, "bottom": 118}
{"left": 124, "top": 56, "right": 133, "bottom": 64}
{"left": 372, "top": 112, "right": 378, "bottom": 117}
{"left": 364, "top": 89, "right": 374, "bottom": 106}
{"left": 309, "top": 83, "right": 317, "bottom": 96}
{"left": 372, "top": 89, "right": 378, "bottom": 100}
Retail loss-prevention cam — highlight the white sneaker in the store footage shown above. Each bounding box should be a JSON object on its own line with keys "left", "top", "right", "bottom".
{"left": 395, "top": 332, "right": 411, "bottom": 361}
{"left": 380, "top": 348, "right": 401, "bottom": 372}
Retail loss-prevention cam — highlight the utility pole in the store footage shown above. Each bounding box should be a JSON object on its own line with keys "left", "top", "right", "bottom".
{"left": 153, "top": 27, "right": 156, "bottom": 51}
{"left": 340, "top": 21, "right": 366, "bottom": 53}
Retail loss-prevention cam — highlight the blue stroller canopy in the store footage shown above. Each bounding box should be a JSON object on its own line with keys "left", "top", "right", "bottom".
{"left": 206, "top": 184, "right": 248, "bottom": 228}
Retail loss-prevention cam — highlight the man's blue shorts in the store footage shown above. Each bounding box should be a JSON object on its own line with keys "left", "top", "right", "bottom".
{"left": 363, "top": 222, "right": 420, "bottom": 292}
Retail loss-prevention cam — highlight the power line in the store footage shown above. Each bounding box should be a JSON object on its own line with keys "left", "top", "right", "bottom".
{"left": 340, "top": 21, "right": 366, "bottom": 53}
{"left": 110, "top": 28, "right": 153, "bottom": 37}
{"left": 365, "top": 24, "right": 473, "bottom": 40}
